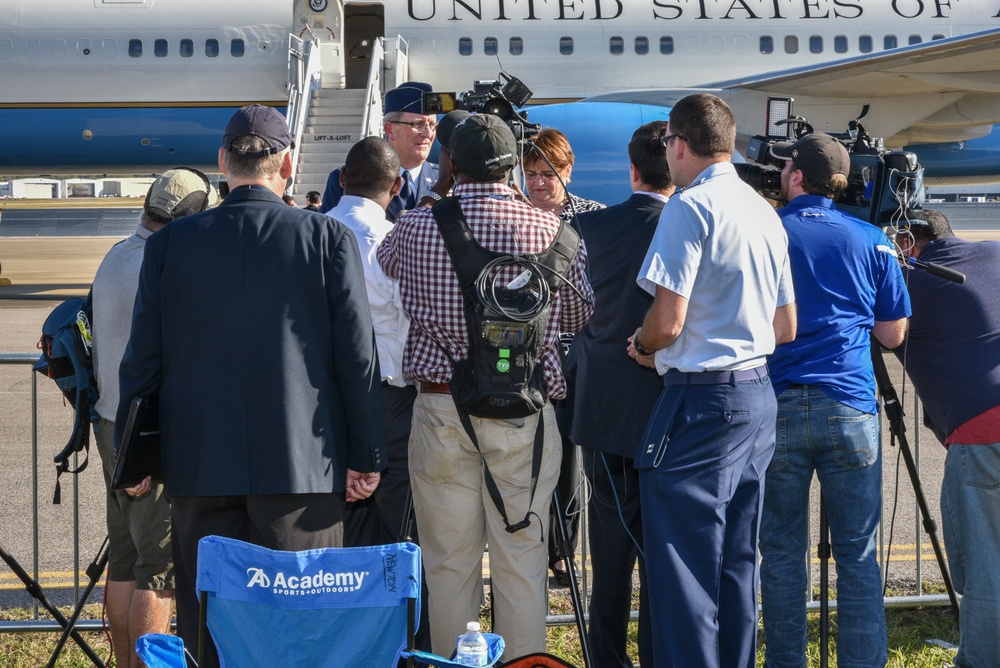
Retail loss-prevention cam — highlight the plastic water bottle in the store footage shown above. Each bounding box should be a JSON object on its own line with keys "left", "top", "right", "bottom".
{"left": 455, "top": 621, "right": 488, "bottom": 667}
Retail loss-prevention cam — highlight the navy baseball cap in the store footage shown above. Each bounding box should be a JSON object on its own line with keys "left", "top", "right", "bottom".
{"left": 221, "top": 104, "right": 293, "bottom": 157}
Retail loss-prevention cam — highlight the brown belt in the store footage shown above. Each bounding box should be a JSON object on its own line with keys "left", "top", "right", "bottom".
{"left": 420, "top": 381, "right": 451, "bottom": 395}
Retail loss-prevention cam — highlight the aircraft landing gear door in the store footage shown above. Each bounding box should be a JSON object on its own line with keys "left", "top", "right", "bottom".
{"left": 343, "top": 4, "right": 385, "bottom": 89}
{"left": 294, "top": 0, "right": 346, "bottom": 89}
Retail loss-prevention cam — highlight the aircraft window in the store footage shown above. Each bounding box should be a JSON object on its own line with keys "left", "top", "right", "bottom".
{"left": 509, "top": 37, "right": 523, "bottom": 55}
{"left": 180, "top": 39, "right": 193, "bottom": 58}
{"left": 77, "top": 39, "right": 92, "bottom": 56}
{"left": 635, "top": 36, "right": 649, "bottom": 55}
{"left": 51, "top": 39, "right": 67, "bottom": 58}
{"left": 759, "top": 36, "right": 774, "bottom": 54}
{"left": 834, "top": 35, "right": 848, "bottom": 53}
{"left": 206, "top": 39, "right": 219, "bottom": 58}
{"left": 231, "top": 39, "right": 245, "bottom": 57}
{"left": 25, "top": 38, "right": 40, "bottom": 59}
{"left": 884, "top": 35, "right": 898, "bottom": 49}
{"left": 155, "top": 39, "right": 168, "bottom": 58}
{"left": 128, "top": 39, "right": 142, "bottom": 58}
{"left": 0, "top": 39, "right": 13, "bottom": 60}
{"left": 102, "top": 39, "right": 116, "bottom": 58}
{"left": 909, "top": 34, "right": 922, "bottom": 45}
{"left": 859, "top": 35, "right": 873, "bottom": 53}
{"left": 809, "top": 36, "right": 822, "bottom": 53}
{"left": 459, "top": 37, "right": 473, "bottom": 56}
{"left": 660, "top": 36, "right": 674, "bottom": 54}
{"left": 932, "top": 33, "right": 945, "bottom": 40}
{"left": 784, "top": 36, "right": 798, "bottom": 54}
{"left": 609, "top": 36, "right": 624, "bottom": 55}
{"left": 560, "top": 37, "right": 574, "bottom": 56}
{"left": 734, "top": 35, "right": 750, "bottom": 54}
{"left": 484, "top": 37, "right": 498, "bottom": 56}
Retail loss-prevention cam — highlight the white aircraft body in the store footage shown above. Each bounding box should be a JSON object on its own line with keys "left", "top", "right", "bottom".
{"left": 2, "top": 0, "right": 1000, "bottom": 200}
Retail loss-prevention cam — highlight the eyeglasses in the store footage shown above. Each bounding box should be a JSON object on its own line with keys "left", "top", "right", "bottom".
{"left": 389, "top": 120, "right": 437, "bottom": 133}
{"left": 524, "top": 170, "right": 560, "bottom": 182}
{"left": 660, "top": 132, "right": 688, "bottom": 148}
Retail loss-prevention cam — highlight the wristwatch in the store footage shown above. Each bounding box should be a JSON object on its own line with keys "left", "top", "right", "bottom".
{"left": 421, "top": 191, "right": 443, "bottom": 203}
{"left": 633, "top": 333, "right": 655, "bottom": 356}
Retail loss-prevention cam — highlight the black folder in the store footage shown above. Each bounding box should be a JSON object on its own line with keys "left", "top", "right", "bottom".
{"left": 111, "top": 396, "right": 161, "bottom": 490}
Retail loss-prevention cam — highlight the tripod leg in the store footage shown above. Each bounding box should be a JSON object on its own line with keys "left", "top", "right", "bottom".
{"left": 552, "top": 488, "right": 593, "bottom": 668}
{"left": 46, "top": 536, "right": 110, "bottom": 668}
{"left": 871, "top": 344, "right": 960, "bottom": 619}
{"left": 0, "top": 540, "right": 106, "bottom": 667}
{"left": 818, "top": 495, "right": 831, "bottom": 668}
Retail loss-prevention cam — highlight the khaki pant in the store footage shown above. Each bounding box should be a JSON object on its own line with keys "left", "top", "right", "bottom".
{"left": 409, "top": 393, "right": 561, "bottom": 660}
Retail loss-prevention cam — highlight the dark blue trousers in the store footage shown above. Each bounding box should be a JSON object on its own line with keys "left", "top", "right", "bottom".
{"left": 581, "top": 447, "right": 650, "bottom": 668}
{"left": 637, "top": 373, "right": 777, "bottom": 668}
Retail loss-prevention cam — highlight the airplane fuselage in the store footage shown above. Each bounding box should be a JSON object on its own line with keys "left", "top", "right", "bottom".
{"left": 1, "top": 0, "right": 999, "bottom": 178}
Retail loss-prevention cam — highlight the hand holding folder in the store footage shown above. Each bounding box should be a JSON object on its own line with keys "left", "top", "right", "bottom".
{"left": 111, "top": 396, "right": 162, "bottom": 490}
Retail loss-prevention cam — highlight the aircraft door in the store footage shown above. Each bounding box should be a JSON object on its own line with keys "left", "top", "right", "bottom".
{"left": 293, "top": 0, "right": 346, "bottom": 88}
{"left": 343, "top": 4, "right": 385, "bottom": 89}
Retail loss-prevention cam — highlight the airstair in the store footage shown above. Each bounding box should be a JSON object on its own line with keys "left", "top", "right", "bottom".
{"left": 285, "top": 35, "right": 407, "bottom": 200}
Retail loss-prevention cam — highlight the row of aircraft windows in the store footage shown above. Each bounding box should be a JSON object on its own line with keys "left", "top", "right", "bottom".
{"left": 128, "top": 38, "right": 246, "bottom": 58}
{"left": 459, "top": 33, "right": 946, "bottom": 57}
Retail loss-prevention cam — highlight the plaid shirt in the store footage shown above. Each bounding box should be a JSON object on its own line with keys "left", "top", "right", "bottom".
{"left": 377, "top": 182, "right": 594, "bottom": 399}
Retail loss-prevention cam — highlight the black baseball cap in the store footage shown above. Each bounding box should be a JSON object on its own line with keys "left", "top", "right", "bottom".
{"left": 436, "top": 110, "right": 473, "bottom": 152}
{"left": 770, "top": 133, "right": 850, "bottom": 182}
{"left": 449, "top": 114, "right": 517, "bottom": 182}
{"left": 221, "top": 104, "right": 293, "bottom": 157}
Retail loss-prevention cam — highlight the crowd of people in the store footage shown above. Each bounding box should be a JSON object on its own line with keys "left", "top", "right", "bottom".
{"left": 88, "top": 82, "right": 1000, "bottom": 668}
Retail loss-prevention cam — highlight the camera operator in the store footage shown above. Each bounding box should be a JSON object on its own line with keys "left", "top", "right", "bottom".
{"left": 759, "top": 133, "right": 911, "bottom": 668}
{"left": 893, "top": 208, "right": 1000, "bottom": 668}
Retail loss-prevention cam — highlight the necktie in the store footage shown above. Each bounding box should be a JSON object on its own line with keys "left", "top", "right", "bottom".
{"left": 399, "top": 171, "right": 415, "bottom": 210}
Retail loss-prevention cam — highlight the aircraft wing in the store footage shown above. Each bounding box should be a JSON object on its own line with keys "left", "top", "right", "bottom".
{"left": 583, "top": 28, "right": 1000, "bottom": 147}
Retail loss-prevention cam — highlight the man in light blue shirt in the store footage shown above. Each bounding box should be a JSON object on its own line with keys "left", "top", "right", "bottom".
{"left": 628, "top": 93, "right": 795, "bottom": 668}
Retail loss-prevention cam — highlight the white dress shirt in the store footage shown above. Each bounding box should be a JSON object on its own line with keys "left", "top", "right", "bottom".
{"left": 328, "top": 195, "right": 410, "bottom": 387}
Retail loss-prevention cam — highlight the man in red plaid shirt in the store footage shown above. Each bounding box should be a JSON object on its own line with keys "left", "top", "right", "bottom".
{"left": 377, "top": 114, "right": 593, "bottom": 659}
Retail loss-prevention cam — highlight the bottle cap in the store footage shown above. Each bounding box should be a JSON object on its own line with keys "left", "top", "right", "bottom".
{"left": 467, "top": 621, "right": 481, "bottom": 631}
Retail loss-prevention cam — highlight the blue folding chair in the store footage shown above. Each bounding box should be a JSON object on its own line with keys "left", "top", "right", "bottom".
{"left": 137, "top": 536, "right": 427, "bottom": 667}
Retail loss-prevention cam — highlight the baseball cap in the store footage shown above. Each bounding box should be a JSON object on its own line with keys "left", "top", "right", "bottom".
{"left": 144, "top": 168, "right": 217, "bottom": 223}
{"left": 221, "top": 104, "right": 293, "bottom": 157}
{"left": 449, "top": 114, "right": 517, "bottom": 182}
{"left": 384, "top": 81, "right": 433, "bottom": 114}
{"left": 436, "top": 110, "right": 473, "bottom": 152}
{"left": 770, "top": 133, "right": 850, "bottom": 182}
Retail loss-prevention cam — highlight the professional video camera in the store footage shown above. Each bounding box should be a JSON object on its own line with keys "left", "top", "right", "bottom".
{"left": 421, "top": 72, "right": 541, "bottom": 144}
{"left": 735, "top": 104, "right": 924, "bottom": 226}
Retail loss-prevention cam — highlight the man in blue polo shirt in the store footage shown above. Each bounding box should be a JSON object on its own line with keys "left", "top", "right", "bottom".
{"left": 759, "top": 133, "right": 911, "bottom": 668}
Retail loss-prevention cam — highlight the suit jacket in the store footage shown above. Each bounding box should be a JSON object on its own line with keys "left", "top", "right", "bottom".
{"left": 566, "top": 193, "right": 666, "bottom": 458}
{"left": 320, "top": 163, "right": 439, "bottom": 221}
{"left": 116, "top": 185, "right": 386, "bottom": 497}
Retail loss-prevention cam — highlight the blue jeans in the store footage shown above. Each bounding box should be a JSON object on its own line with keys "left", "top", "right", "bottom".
{"left": 760, "top": 386, "right": 887, "bottom": 668}
{"left": 941, "top": 441, "right": 1000, "bottom": 668}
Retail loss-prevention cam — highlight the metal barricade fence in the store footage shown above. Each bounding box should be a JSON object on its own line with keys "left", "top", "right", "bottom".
{"left": 0, "top": 350, "right": 953, "bottom": 636}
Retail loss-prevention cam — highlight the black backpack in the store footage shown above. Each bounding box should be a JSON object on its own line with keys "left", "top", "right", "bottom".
{"left": 34, "top": 292, "right": 100, "bottom": 503}
{"left": 431, "top": 198, "right": 581, "bottom": 533}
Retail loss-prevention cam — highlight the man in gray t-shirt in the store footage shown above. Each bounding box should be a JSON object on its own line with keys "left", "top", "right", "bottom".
{"left": 92, "top": 168, "right": 215, "bottom": 668}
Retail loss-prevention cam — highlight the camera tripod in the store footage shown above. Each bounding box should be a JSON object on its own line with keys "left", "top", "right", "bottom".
{"left": 0, "top": 535, "right": 109, "bottom": 667}
{"left": 815, "top": 342, "right": 960, "bottom": 668}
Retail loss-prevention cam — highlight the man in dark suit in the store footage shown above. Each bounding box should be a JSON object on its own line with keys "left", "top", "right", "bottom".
{"left": 118, "top": 104, "right": 386, "bottom": 667}
{"left": 320, "top": 81, "right": 440, "bottom": 219}
{"left": 564, "top": 121, "right": 673, "bottom": 668}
